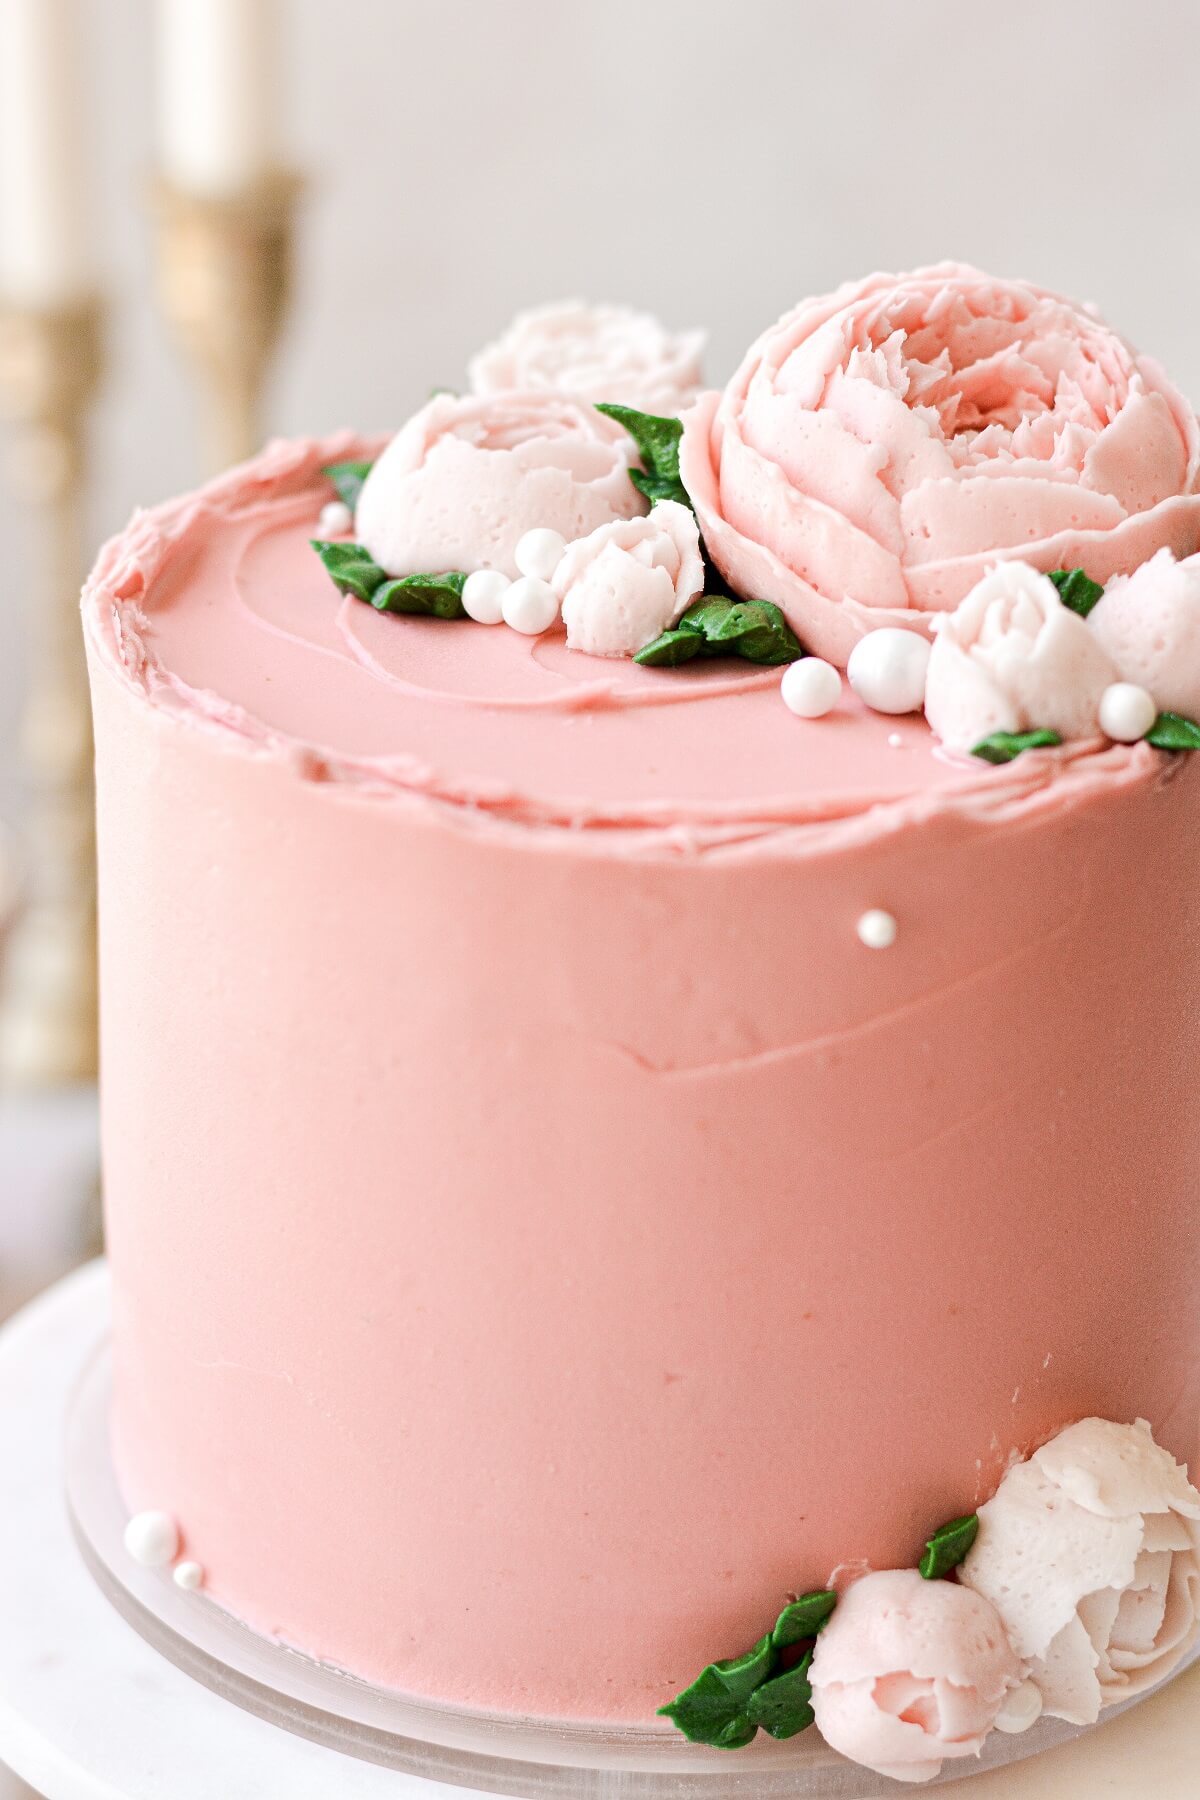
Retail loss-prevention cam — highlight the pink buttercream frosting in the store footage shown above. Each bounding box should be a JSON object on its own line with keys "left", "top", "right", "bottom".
{"left": 1088, "top": 549, "right": 1200, "bottom": 718}
{"left": 923, "top": 561, "right": 1119, "bottom": 751}
{"left": 809, "top": 1570, "right": 1020, "bottom": 1784}
{"left": 555, "top": 500, "right": 704, "bottom": 658}
{"left": 679, "top": 263, "right": 1200, "bottom": 666}
{"left": 355, "top": 390, "right": 644, "bottom": 580}
{"left": 83, "top": 433, "right": 1200, "bottom": 1726}
{"left": 467, "top": 300, "right": 705, "bottom": 413}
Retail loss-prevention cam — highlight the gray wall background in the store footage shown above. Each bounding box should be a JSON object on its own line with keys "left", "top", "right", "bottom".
{"left": 2, "top": 0, "right": 1199, "bottom": 816}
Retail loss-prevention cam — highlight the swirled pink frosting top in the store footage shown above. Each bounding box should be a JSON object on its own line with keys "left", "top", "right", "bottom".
{"left": 84, "top": 431, "right": 1200, "bottom": 1726}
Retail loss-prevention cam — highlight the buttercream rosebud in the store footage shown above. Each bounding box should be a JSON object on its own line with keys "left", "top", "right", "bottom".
{"left": 809, "top": 1569, "right": 1020, "bottom": 1784}
{"left": 356, "top": 392, "right": 645, "bottom": 581}
{"left": 468, "top": 300, "right": 705, "bottom": 414}
{"left": 960, "top": 1417, "right": 1200, "bottom": 1725}
{"left": 554, "top": 501, "right": 704, "bottom": 659}
{"left": 923, "top": 562, "right": 1118, "bottom": 751}
{"left": 1088, "top": 548, "right": 1200, "bottom": 720}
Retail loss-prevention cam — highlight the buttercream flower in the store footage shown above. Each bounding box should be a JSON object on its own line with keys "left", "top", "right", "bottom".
{"left": 355, "top": 392, "right": 645, "bottom": 580}
{"left": 960, "top": 1418, "right": 1200, "bottom": 1726}
{"left": 553, "top": 500, "right": 704, "bottom": 658}
{"left": 468, "top": 300, "right": 705, "bottom": 414}
{"left": 809, "top": 1570, "right": 1020, "bottom": 1784}
{"left": 1089, "top": 548, "right": 1200, "bottom": 718}
{"left": 679, "top": 263, "right": 1200, "bottom": 665}
{"left": 923, "top": 561, "right": 1118, "bottom": 751}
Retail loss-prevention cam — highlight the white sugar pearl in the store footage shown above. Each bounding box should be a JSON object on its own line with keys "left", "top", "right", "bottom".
{"left": 173, "top": 1561, "right": 204, "bottom": 1591}
{"left": 514, "top": 527, "right": 567, "bottom": 582}
{"left": 994, "top": 1679, "right": 1043, "bottom": 1735}
{"left": 502, "top": 576, "right": 560, "bottom": 636}
{"left": 461, "top": 569, "right": 510, "bottom": 625}
{"left": 318, "top": 500, "right": 353, "bottom": 536}
{"left": 857, "top": 909, "right": 898, "bottom": 950}
{"left": 124, "top": 1510, "right": 179, "bottom": 1568}
{"left": 1099, "top": 681, "right": 1157, "bottom": 744}
{"left": 780, "top": 658, "right": 842, "bottom": 719}
{"left": 847, "top": 628, "right": 932, "bottom": 715}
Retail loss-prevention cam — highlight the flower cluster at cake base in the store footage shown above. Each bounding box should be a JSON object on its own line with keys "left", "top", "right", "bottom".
{"left": 657, "top": 1416, "right": 1200, "bottom": 1784}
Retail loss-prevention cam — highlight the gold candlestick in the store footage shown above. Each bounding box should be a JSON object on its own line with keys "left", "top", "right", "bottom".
{"left": 0, "top": 297, "right": 104, "bottom": 1084}
{"left": 150, "top": 170, "right": 303, "bottom": 475}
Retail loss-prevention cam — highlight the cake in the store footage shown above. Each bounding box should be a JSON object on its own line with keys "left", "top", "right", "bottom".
{"left": 83, "top": 268, "right": 1200, "bottom": 1785}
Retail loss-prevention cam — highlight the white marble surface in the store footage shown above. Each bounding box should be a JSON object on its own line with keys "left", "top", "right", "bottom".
{"left": 1, "top": 1263, "right": 1198, "bottom": 1800}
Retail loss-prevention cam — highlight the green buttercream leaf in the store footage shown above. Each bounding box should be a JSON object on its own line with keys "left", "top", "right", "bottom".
{"left": 370, "top": 571, "right": 468, "bottom": 619}
{"left": 321, "top": 460, "right": 374, "bottom": 512}
{"left": 596, "top": 402, "right": 691, "bottom": 510}
{"left": 971, "top": 729, "right": 1062, "bottom": 765}
{"left": 310, "top": 539, "right": 389, "bottom": 604}
{"left": 704, "top": 599, "right": 803, "bottom": 664}
{"left": 635, "top": 597, "right": 803, "bottom": 669}
{"left": 772, "top": 1591, "right": 837, "bottom": 1648}
{"left": 633, "top": 625, "right": 706, "bottom": 667}
{"left": 920, "top": 1513, "right": 980, "bottom": 1579}
{"left": 1048, "top": 567, "right": 1105, "bottom": 619}
{"left": 1146, "top": 710, "right": 1200, "bottom": 750}
{"left": 630, "top": 466, "right": 691, "bottom": 508}
{"left": 657, "top": 1633, "right": 774, "bottom": 1748}
{"left": 744, "top": 1652, "right": 816, "bottom": 1740}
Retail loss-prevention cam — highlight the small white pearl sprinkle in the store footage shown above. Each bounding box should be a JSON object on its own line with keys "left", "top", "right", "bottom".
{"left": 502, "top": 576, "right": 560, "bottom": 636}
{"left": 888, "top": 732, "right": 904, "bottom": 748}
{"left": 124, "top": 1510, "right": 179, "bottom": 1568}
{"left": 780, "top": 658, "right": 842, "bottom": 718}
{"left": 514, "top": 527, "right": 567, "bottom": 582}
{"left": 857, "top": 909, "right": 898, "bottom": 950}
{"left": 847, "top": 629, "right": 932, "bottom": 715}
{"left": 318, "top": 500, "right": 353, "bottom": 536}
{"left": 994, "top": 1679, "right": 1043, "bottom": 1735}
{"left": 461, "top": 569, "right": 509, "bottom": 625}
{"left": 1099, "top": 681, "right": 1157, "bottom": 744}
{"left": 173, "top": 1561, "right": 204, "bottom": 1591}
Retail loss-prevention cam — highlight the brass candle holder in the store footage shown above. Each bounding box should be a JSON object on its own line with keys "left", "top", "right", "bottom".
{"left": 0, "top": 297, "right": 104, "bottom": 1084}
{"left": 150, "top": 170, "right": 303, "bottom": 475}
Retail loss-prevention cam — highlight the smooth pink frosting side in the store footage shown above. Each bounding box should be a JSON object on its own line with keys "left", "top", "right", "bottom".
{"left": 679, "top": 264, "right": 1200, "bottom": 665}
{"left": 85, "top": 437, "right": 1200, "bottom": 1724}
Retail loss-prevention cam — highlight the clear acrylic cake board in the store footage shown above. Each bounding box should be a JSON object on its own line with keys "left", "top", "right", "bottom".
{"left": 54, "top": 1280, "right": 1200, "bottom": 1799}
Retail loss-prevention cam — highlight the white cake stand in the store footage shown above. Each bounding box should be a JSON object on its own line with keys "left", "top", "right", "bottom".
{"left": 1, "top": 1264, "right": 1198, "bottom": 1800}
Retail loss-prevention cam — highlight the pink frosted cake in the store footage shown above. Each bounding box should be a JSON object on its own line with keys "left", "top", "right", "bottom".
{"left": 84, "top": 269, "right": 1200, "bottom": 1785}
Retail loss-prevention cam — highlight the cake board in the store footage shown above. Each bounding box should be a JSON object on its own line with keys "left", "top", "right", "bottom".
{"left": 0, "top": 1264, "right": 1197, "bottom": 1800}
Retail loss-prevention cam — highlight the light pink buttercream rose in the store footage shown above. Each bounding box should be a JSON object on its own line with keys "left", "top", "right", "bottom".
{"left": 809, "top": 1570, "right": 1020, "bottom": 1784}
{"left": 553, "top": 500, "right": 704, "bottom": 658}
{"left": 467, "top": 300, "right": 705, "bottom": 414}
{"left": 1088, "top": 548, "right": 1200, "bottom": 717}
{"left": 679, "top": 263, "right": 1200, "bottom": 665}
{"left": 961, "top": 1418, "right": 1200, "bottom": 1727}
{"left": 923, "top": 561, "right": 1119, "bottom": 751}
{"left": 355, "top": 392, "right": 645, "bottom": 579}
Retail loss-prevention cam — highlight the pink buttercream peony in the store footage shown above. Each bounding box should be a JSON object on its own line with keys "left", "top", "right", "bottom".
{"left": 467, "top": 300, "right": 705, "bottom": 414}
{"left": 1088, "top": 548, "right": 1200, "bottom": 718}
{"left": 679, "top": 263, "right": 1200, "bottom": 666}
{"left": 923, "top": 562, "right": 1119, "bottom": 751}
{"left": 355, "top": 392, "right": 645, "bottom": 580}
{"left": 554, "top": 501, "right": 704, "bottom": 658}
{"left": 809, "top": 1570, "right": 1020, "bottom": 1784}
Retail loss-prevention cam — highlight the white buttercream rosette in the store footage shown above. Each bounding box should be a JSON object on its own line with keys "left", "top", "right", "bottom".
{"left": 468, "top": 300, "right": 705, "bottom": 414}
{"left": 554, "top": 501, "right": 704, "bottom": 659}
{"left": 960, "top": 1418, "right": 1200, "bottom": 1725}
{"left": 355, "top": 391, "right": 645, "bottom": 581}
{"left": 922, "top": 561, "right": 1118, "bottom": 752}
